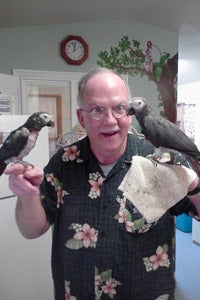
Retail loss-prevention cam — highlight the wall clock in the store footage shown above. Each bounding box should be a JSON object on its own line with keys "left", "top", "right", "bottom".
{"left": 61, "top": 35, "right": 89, "bottom": 65}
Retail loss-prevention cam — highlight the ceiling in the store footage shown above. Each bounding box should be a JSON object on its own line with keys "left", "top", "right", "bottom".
{"left": 1, "top": 0, "right": 200, "bottom": 84}
{"left": 0, "top": 0, "right": 200, "bottom": 31}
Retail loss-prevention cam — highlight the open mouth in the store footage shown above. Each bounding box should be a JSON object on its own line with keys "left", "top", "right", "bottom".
{"left": 102, "top": 131, "right": 118, "bottom": 137}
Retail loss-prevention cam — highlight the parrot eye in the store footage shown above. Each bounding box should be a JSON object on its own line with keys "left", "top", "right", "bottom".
{"left": 43, "top": 113, "right": 48, "bottom": 119}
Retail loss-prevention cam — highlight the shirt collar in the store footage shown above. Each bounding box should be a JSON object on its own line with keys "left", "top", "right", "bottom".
{"left": 76, "top": 134, "right": 135, "bottom": 164}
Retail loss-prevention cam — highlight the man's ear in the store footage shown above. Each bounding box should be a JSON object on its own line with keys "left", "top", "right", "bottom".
{"left": 76, "top": 108, "right": 85, "bottom": 129}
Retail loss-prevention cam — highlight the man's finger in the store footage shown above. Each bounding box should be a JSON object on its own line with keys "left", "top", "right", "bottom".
{"left": 4, "top": 163, "right": 27, "bottom": 175}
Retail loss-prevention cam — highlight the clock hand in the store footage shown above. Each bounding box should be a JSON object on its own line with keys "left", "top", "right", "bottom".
{"left": 71, "top": 41, "right": 76, "bottom": 52}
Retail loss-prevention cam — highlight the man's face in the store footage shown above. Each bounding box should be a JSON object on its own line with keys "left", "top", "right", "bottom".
{"left": 77, "top": 72, "right": 132, "bottom": 164}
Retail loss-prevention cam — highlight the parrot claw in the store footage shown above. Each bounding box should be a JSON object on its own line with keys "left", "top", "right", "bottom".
{"left": 146, "top": 154, "right": 158, "bottom": 167}
{"left": 11, "top": 160, "right": 34, "bottom": 171}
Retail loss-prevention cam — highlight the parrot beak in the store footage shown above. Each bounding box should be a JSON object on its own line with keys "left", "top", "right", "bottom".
{"left": 127, "top": 104, "right": 136, "bottom": 116}
{"left": 47, "top": 119, "right": 55, "bottom": 128}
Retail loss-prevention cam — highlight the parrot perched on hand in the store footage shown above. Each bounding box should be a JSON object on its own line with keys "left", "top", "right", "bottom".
{"left": 0, "top": 112, "right": 55, "bottom": 176}
{"left": 127, "top": 97, "right": 200, "bottom": 175}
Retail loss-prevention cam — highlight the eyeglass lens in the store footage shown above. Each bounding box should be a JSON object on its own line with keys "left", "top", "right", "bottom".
{"left": 83, "top": 105, "right": 127, "bottom": 120}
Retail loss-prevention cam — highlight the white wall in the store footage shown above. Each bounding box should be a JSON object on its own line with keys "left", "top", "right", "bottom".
{"left": 0, "top": 19, "right": 178, "bottom": 131}
{"left": 0, "top": 19, "right": 177, "bottom": 103}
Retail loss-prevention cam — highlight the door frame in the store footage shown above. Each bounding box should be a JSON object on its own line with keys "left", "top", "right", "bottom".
{"left": 13, "top": 69, "right": 84, "bottom": 128}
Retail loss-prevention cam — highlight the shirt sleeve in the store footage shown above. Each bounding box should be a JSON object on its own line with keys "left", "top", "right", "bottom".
{"left": 40, "top": 150, "right": 64, "bottom": 225}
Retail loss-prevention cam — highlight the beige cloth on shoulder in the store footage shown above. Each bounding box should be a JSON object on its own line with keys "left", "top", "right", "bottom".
{"left": 119, "top": 156, "right": 197, "bottom": 223}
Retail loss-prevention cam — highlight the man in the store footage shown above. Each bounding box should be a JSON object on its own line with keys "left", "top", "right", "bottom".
{"left": 5, "top": 68, "right": 200, "bottom": 300}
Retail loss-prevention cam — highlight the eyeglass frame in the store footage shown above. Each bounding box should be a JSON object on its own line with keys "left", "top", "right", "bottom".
{"left": 79, "top": 102, "right": 129, "bottom": 120}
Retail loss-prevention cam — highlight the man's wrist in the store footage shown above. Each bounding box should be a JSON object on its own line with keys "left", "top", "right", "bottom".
{"left": 188, "top": 179, "right": 200, "bottom": 195}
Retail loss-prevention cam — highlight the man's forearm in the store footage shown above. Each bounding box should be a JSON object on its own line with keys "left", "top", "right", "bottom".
{"left": 15, "top": 195, "right": 50, "bottom": 239}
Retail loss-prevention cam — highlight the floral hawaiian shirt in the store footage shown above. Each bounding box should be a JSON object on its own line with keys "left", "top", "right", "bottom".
{"left": 40, "top": 134, "right": 197, "bottom": 300}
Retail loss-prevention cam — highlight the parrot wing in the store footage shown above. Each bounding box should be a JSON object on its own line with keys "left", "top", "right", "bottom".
{"left": 0, "top": 127, "right": 29, "bottom": 163}
{"left": 142, "top": 113, "right": 200, "bottom": 158}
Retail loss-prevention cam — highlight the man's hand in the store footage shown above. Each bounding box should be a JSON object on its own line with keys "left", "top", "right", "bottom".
{"left": 4, "top": 163, "right": 44, "bottom": 197}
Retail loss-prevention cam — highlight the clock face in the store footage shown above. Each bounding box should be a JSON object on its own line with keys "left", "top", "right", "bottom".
{"left": 61, "top": 35, "right": 89, "bottom": 65}
{"left": 65, "top": 40, "right": 85, "bottom": 61}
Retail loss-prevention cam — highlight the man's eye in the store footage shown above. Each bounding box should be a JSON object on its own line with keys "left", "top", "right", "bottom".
{"left": 91, "top": 107, "right": 103, "bottom": 114}
{"left": 115, "top": 105, "right": 125, "bottom": 113}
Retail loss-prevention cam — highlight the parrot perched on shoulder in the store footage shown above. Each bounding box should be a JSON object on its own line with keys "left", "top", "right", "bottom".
{"left": 0, "top": 112, "right": 55, "bottom": 176}
{"left": 127, "top": 97, "right": 200, "bottom": 175}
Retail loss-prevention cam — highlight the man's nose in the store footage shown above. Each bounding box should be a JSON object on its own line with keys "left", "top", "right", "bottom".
{"left": 103, "top": 110, "right": 118, "bottom": 123}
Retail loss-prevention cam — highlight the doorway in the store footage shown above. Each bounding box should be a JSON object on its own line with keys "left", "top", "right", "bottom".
{"left": 13, "top": 69, "right": 84, "bottom": 156}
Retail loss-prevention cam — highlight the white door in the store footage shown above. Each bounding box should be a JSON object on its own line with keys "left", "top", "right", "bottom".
{"left": 13, "top": 69, "right": 84, "bottom": 128}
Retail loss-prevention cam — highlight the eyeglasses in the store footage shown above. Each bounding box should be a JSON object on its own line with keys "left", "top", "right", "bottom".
{"left": 80, "top": 104, "right": 128, "bottom": 120}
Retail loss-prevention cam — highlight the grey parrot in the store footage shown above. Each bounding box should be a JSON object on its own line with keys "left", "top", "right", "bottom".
{"left": 0, "top": 112, "right": 54, "bottom": 176}
{"left": 127, "top": 97, "right": 200, "bottom": 174}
